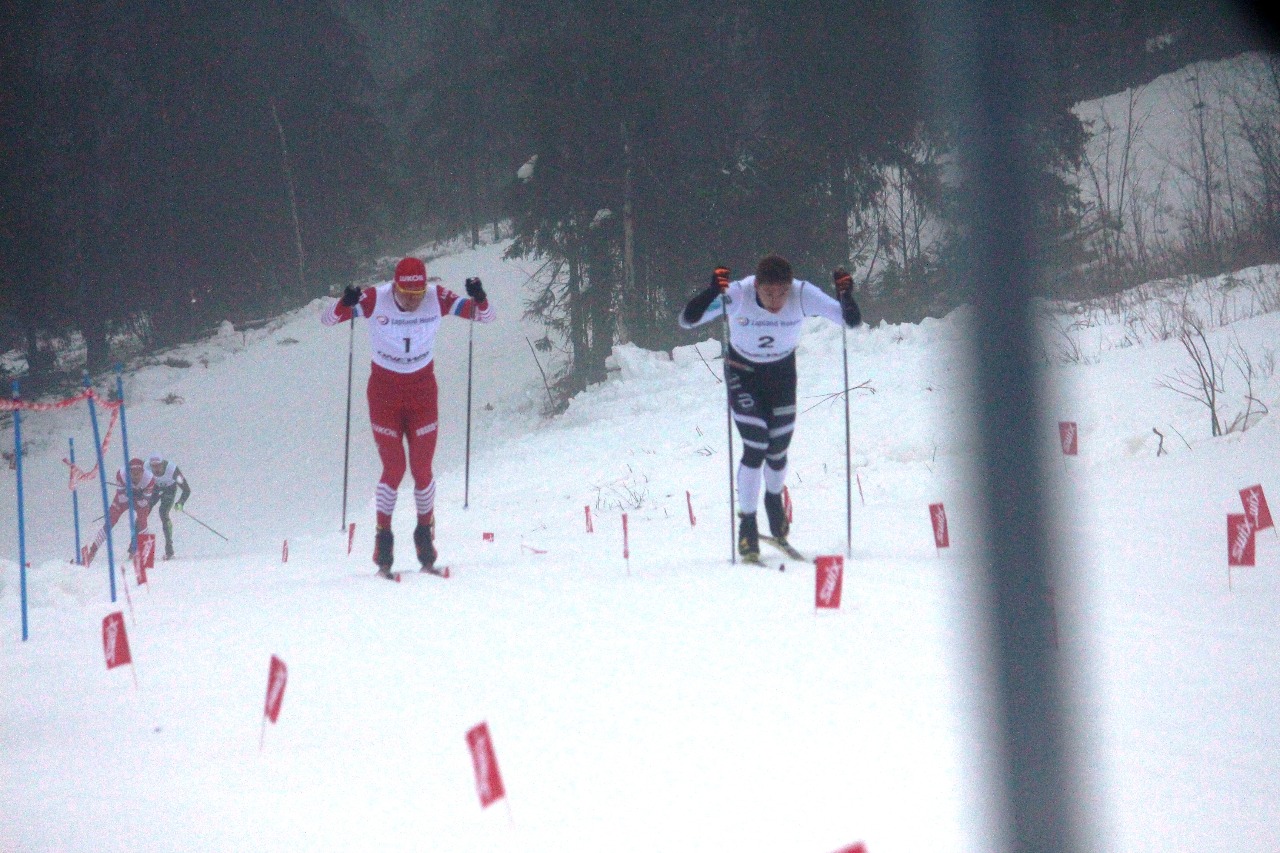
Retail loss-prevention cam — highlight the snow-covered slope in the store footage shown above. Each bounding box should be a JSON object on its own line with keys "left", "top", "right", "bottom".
{"left": 3, "top": 236, "right": 1279, "bottom": 850}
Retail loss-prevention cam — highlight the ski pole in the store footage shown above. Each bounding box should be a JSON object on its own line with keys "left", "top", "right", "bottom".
{"left": 464, "top": 315, "right": 474, "bottom": 509}
{"left": 842, "top": 319, "right": 852, "bottom": 557}
{"left": 180, "top": 507, "right": 229, "bottom": 541}
{"left": 340, "top": 311, "right": 356, "bottom": 531}
{"left": 14, "top": 380, "right": 29, "bottom": 640}
{"left": 719, "top": 278, "right": 736, "bottom": 565}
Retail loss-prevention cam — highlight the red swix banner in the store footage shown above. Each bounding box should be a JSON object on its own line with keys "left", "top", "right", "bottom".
{"left": 483, "top": 531, "right": 495, "bottom": 542}
{"left": 1228, "top": 514, "right": 1256, "bottom": 567}
{"left": 929, "top": 503, "right": 949, "bottom": 549}
{"left": 584, "top": 505, "right": 593, "bottom": 533}
{"left": 1240, "top": 485, "right": 1273, "bottom": 531}
{"left": 832, "top": 844, "right": 867, "bottom": 853}
{"left": 134, "top": 533, "right": 155, "bottom": 584}
{"left": 686, "top": 491, "right": 697, "bottom": 527}
{"left": 466, "top": 722, "right": 506, "bottom": 808}
{"left": 1059, "top": 421, "right": 1078, "bottom": 456}
{"left": 102, "top": 611, "right": 132, "bottom": 669}
{"left": 783, "top": 485, "right": 793, "bottom": 523}
{"left": 815, "top": 555, "right": 844, "bottom": 609}
{"left": 282, "top": 540, "right": 289, "bottom": 563}
{"left": 347, "top": 522, "right": 356, "bottom": 554}
{"left": 264, "top": 655, "right": 288, "bottom": 723}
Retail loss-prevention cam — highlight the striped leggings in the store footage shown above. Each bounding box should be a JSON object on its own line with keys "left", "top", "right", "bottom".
{"left": 725, "top": 349, "right": 796, "bottom": 515}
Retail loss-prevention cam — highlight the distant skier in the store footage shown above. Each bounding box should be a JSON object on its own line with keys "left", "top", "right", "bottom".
{"left": 83, "top": 457, "right": 155, "bottom": 566}
{"left": 146, "top": 454, "right": 192, "bottom": 560}
{"left": 322, "top": 256, "right": 495, "bottom": 576}
{"left": 679, "top": 254, "right": 861, "bottom": 561}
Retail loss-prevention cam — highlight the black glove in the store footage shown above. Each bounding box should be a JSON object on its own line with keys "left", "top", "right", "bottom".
{"left": 683, "top": 269, "right": 729, "bottom": 325}
{"left": 833, "top": 268, "right": 854, "bottom": 297}
{"left": 833, "top": 268, "right": 861, "bottom": 327}
{"left": 340, "top": 286, "right": 362, "bottom": 307}
{"left": 465, "top": 277, "right": 487, "bottom": 302}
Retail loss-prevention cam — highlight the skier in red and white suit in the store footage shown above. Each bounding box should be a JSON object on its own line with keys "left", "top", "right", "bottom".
{"left": 83, "top": 457, "right": 155, "bottom": 566}
{"left": 322, "top": 256, "right": 494, "bottom": 574}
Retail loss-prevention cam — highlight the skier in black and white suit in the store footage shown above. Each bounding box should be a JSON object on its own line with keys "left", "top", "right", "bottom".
{"left": 679, "top": 254, "right": 862, "bottom": 561}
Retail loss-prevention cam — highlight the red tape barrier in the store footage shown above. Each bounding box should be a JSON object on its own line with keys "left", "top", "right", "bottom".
{"left": 3, "top": 388, "right": 123, "bottom": 489}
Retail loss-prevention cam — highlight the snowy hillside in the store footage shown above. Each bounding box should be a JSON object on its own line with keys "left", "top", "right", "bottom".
{"left": 3, "top": 231, "right": 1279, "bottom": 850}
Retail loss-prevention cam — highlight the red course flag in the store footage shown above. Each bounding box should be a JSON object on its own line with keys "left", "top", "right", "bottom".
{"left": 134, "top": 533, "right": 155, "bottom": 584}
{"left": 1240, "top": 485, "right": 1274, "bottom": 531}
{"left": 782, "top": 485, "right": 793, "bottom": 523}
{"left": 282, "top": 540, "right": 289, "bottom": 563}
{"left": 102, "top": 611, "right": 132, "bottom": 669}
{"left": 1059, "top": 421, "right": 1078, "bottom": 456}
{"left": 815, "top": 555, "right": 844, "bottom": 610}
{"left": 686, "top": 491, "right": 697, "bottom": 527}
{"left": 347, "top": 522, "right": 356, "bottom": 554}
{"left": 466, "top": 722, "right": 506, "bottom": 808}
{"left": 584, "top": 505, "right": 593, "bottom": 533}
{"left": 264, "top": 655, "right": 288, "bottom": 724}
{"left": 1228, "top": 514, "right": 1256, "bottom": 567}
{"left": 929, "top": 503, "right": 950, "bottom": 549}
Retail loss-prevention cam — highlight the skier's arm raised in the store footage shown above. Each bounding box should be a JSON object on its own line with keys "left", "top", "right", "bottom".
{"left": 679, "top": 266, "right": 731, "bottom": 329}
{"left": 438, "top": 278, "right": 496, "bottom": 322}
{"left": 321, "top": 286, "right": 377, "bottom": 325}
{"left": 797, "top": 269, "right": 862, "bottom": 328}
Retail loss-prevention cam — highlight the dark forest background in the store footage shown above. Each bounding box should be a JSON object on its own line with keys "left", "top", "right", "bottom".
{"left": 1, "top": 0, "right": 1275, "bottom": 397}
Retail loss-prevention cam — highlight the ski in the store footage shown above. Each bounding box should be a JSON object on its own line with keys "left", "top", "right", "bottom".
{"left": 739, "top": 554, "right": 786, "bottom": 571}
{"left": 760, "top": 536, "right": 808, "bottom": 562}
{"left": 378, "top": 565, "right": 451, "bottom": 581}
{"left": 417, "top": 564, "right": 450, "bottom": 579}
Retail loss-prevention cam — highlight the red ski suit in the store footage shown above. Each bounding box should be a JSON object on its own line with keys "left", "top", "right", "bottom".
{"left": 323, "top": 280, "right": 493, "bottom": 527}
{"left": 84, "top": 465, "right": 154, "bottom": 566}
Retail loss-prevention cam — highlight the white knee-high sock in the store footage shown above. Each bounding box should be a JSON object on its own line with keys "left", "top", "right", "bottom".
{"left": 737, "top": 464, "right": 763, "bottom": 515}
{"left": 763, "top": 463, "right": 787, "bottom": 494}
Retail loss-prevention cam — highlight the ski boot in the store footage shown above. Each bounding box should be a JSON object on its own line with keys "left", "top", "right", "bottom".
{"left": 164, "top": 538, "right": 175, "bottom": 561}
{"left": 763, "top": 490, "right": 790, "bottom": 543}
{"left": 414, "top": 520, "right": 437, "bottom": 572}
{"left": 737, "top": 512, "right": 761, "bottom": 562}
{"left": 374, "top": 527, "right": 395, "bottom": 578}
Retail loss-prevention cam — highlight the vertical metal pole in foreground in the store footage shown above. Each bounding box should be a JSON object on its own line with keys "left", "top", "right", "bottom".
{"left": 13, "top": 381, "right": 28, "bottom": 640}
{"left": 925, "top": 1, "right": 1083, "bottom": 849}
{"left": 70, "top": 438, "right": 82, "bottom": 563}
{"left": 842, "top": 326, "right": 852, "bottom": 557}
{"left": 464, "top": 318, "right": 474, "bottom": 509}
{"left": 85, "top": 376, "right": 116, "bottom": 602}
{"left": 341, "top": 315, "right": 355, "bottom": 531}
{"left": 116, "top": 371, "right": 139, "bottom": 563}
{"left": 720, "top": 296, "right": 736, "bottom": 564}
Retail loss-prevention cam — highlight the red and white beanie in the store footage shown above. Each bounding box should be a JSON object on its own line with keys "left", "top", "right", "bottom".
{"left": 394, "top": 257, "right": 427, "bottom": 294}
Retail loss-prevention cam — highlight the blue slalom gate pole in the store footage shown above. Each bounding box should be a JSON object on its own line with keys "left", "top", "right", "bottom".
{"left": 70, "top": 437, "right": 83, "bottom": 564}
{"left": 85, "top": 375, "right": 116, "bottom": 602}
{"left": 116, "top": 370, "right": 139, "bottom": 561}
{"left": 13, "top": 380, "right": 29, "bottom": 641}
